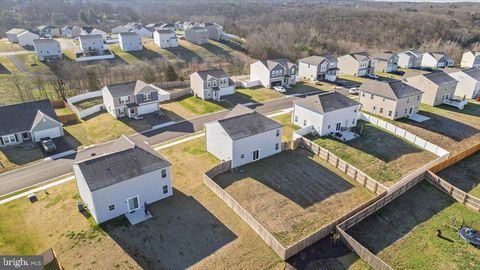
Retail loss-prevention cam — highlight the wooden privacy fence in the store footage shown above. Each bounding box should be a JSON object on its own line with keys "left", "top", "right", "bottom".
{"left": 155, "top": 80, "right": 190, "bottom": 89}
{"left": 50, "top": 99, "right": 65, "bottom": 108}
{"left": 429, "top": 142, "right": 480, "bottom": 173}
{"left": 425, "top": 171, "right": 480, "bottom": 211}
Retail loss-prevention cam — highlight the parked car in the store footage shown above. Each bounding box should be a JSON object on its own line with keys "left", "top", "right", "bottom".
{"left": 273, "top": 86, "right": 286, "bottom": 93}
{"left": 349, "top": 87, "right": 360, "bottom": 95}
{"left": 40, "top": 138, "right": 57, "bottom": 152}
{"left": 367, "top": 74, "right": 379, "bottom": 79}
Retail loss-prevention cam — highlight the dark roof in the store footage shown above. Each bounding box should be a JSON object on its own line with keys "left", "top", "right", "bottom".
{"left": 423, "top": 71, "right": 458, "bottom": 86}
{"left": 461, "top": 68, "right": 480, "bottom": 81}
{"left": 360, "top": 80, "right": 423, "bottom": 100}
{"left": 0, "top": 99, "right": 59, "bottom": 136}
{"left": 350, "top": 52, "right": 370, "bottom": 62}
{"left": 75, "top": 136, "right": 171, "bottom": 192}
{"left": 194, "top": 69, "right": 228, "bottom": 81}
{"left": 260, "top": 59, "right": 296, "bottom": 71}
{"left": 119, "top": 32, "right": 138, "bottom": 36}
{"left": 373, "top": 51, "right": 396, "bottom": 61}
{"left": 218, "top": 105, "right": 283, "bottom": 140}
{"left": 295, "top": 91, "right": 360, "bottom": 114}
{"left": 104, "top": 80, "right": 157, "bottom": 97}
{"left": 155, "top": 29, "right": 175, "bottom": 34}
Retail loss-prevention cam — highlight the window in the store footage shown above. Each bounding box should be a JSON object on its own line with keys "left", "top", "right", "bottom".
{"left": 294, "top": 116, "right": 298, "bottom": 122}
{"left": 207, "top": 81, "right": 211, "bottom": 88}
{"left": 119, "top": 96, "right": 129, "bottom": 105}
{"left": 143, "top": 93, "right": 152, "bottom": 101}
{"left": 380, "top": 108, "right": 384, "bottom": 113}
{"left": 404, "top": 108, "right": 408, "bottom": 114}
{"left": 327, "top": 125, "right": 331, "bottom": 129}
{"left": 354, "top": 108, "right": 357, "bottom": 112}
{"left": 290, "top": 67, "right": 296, "bottom": 75}
{"left": 212, "top": 80, "right": 217, "bottom": 87}
{"left": 303, "top": 120, "right": 307, "bottom": 126}
{"left": 407, "top": 98, "right": 409, "bottom": 104}
{"left": 276, "top": 130, "right": 280, "bottom": 137}
{"left": 22, "top": 132, "right": 29, "bottom": 139}
{"left": 275, "top": 143, "right": 279, "bottom": 150}
{"left": 109, "top": 205, "right": 115, "bottom": 211}
{"left": 163, "top": 185, "right": 169, "bottom": 194}
{"left": 417, "top": 95, "right": 420, "bottom": 101}
{"left": 161, "top": 168, "right": 167, "bottom": 178}
{"left": 240, "top": 154, "right": 245, "bottom": 159}
{"left": 388, "top": 110, "right": 392, "bottom": 116}
{"left": 395, "top": 111, "right": 398, "bottom": 117}
{"left": 2, "top": 135, "right": 16, "bottom": 145}
{"left": 252, "top": 150, "right": 260, "bottom": 161}
{"left": 361, "top": 92, "right": 365, "bottom": 97}
{"left": 352, "top": 119, "right": 356, "bottom": 124}
{"left": 382, "top": 97, "right": 385, "bottom": 102}
{"left": 370, "top": 94, "right": 374, "bottom": 99}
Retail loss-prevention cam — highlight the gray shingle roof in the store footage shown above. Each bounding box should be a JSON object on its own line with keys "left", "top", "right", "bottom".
{"left": 373, "top": 51, "right": 396, "bottom": 61}
{"left": 155, "top": 29, "right": 174, "bottom": 34}
{"left": 360, "top": 80, "right": 423, "bottom": 100}
{"left": 104, "top": 80, "right": 157, "bottom": 97}
{"left": 259, "top": 59, "right": 296, "bottom": 71}
{"left": 75, "top": 136, "right": 171, "bottom": 192}
{"left": 33, "top": 38, "right": 59, "bottom": 45}
{"left": 427, "top": 52, "right": 446, "bottom": 61}
{"left": 461, "top": 68, "right": 480, "bottom": 81}
{"left": 350, "top": 52, "right": 370, "bottom": 62}
{"left": 295, "top": 91, "right": 360, "bottom": 114}
{"left": 0, "top": 99, "right": 59, "bottom": 136}
{"left": 298, "top": 55, "right": 328, "bottom": 66}
{"left": 119, "top": 32, "right": 138, "bottom": 36}
{"left": 423, "top": 71, "right": 458, "bottom": 86}
{"left": 194, "top": 69, "right": 228, "bottom": 81}
{"left": 6, "top": 28, "right": 26, "bottom": 35}
{"left": 218, "top": 105, "right": 283, "bottom": 140}
{"left": 79, "top": 34, "right": 102, "bottom": 40}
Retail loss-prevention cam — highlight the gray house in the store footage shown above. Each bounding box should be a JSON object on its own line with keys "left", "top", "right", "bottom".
{"left": 298, "top": 54, "right": 338, "bottom": 82}
{"left": 250, "top": 59, "right": 298, "bottom": 88}
{"left": 0, "top": 99, "right": 63, "bottom": 147}
{"left": 190, "top": 69, "right": 235, "bottom": 100}
{"left": 102, "top": 80, "right": 162, "bottom": 119}
{"left": 185, "top": 27, "right": 209, "bottom": 45}
{"left": 6, "top": 28, "right": 26, "bottom": 43}
{"left": 33, "top": 39, "right": 62, "bottom": 61}
{"left": 372, "top": 51, "right": 398, "bottom": 73}
{"left": 73, "top": 135, "right": 173, "bottom": 224}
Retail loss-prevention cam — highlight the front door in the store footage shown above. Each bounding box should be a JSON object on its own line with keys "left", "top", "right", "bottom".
{"left": 409, "top": 107, "right": 413, "bottom": 115}
{"left": 127, "top": 196, "right": 140, "bottom": 212}
{"left": 252, "top": 149, "right": 259, "bottom": 161}
{"left": 119, "top": 108, "right": 126, "bottom": 117}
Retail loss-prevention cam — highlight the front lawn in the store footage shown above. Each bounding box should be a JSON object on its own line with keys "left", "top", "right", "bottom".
{"left": 0, "top": 39, "right": 26, "bottom": 52}
{"left": 236, "top": 87, "right": 284, "bottom": 103}
{"left": 0, "top": 145, "right": 44, "bottom": 174}
{"left": 348, "top": 181, "right": 480, "bottom": 270}
{"left": 309, "top": 121, "right": 437, "bottom": 186}
{"left": 160, "top": 95, "right": 230, "bottom": 119}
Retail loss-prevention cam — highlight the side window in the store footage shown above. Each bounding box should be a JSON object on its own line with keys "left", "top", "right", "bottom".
{"left": 276, "top": 130, "right": 280, "bottom": 137}
{"left": 275, "top": 143, "right": 279, "bottom": 150}
{"left": 161, "top": 169, "right": 167, "bottom": 178}
{"left": 109, "top": 205, "right": 115, "bottom": 211}
{"left": 240, "top": 154, "right": 245, "bottom": 159}
{"left": 163, "top": 185, "right": 169, "bottom": 194}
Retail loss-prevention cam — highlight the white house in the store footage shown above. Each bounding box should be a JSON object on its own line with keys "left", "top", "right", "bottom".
{"left": 397, "top": 50, "right": 423, "bottom": 69}
{"left": 298, "top": 54, "right": 338, "bottom": 82}
{"left": 79, "top": 34, "right": 105, "bottom": 53}
{"left": 421, "top": 52, "right": 454, "bottom": 68}
{"left": 61, "top": 25, "right": 82, "bottom": 38}
{"left": 250, "top": 59, "right": 297, "bottom": 88}
{"left": 185, "top": 27, "right": 209, "bottom": 45}
{"left": 204, "top": 23, "right": 224, "bottom": 40}
{"left": 160, "top": 23, "right": 176, "bottom": 32}
{"left": 293, "top": 91, "right": 360, "bottom": 136}
{"left": 33, "top": 39, "right": 62, "bottom": 61}
{"left": 5, "top": 28, "right": 26, "bottom": 43}
{"left": 448, "top": 68, "right": 480, "bottom": 99}
{"left": 0, "top": 99, "right": 64, "bottom": 147}
{"left": 118, "top": 32, "right": 142, "bottom": 52}
{"left": 153, "top": 30, "right": 178, "bottom": 48}
{"left": 190, "top": 69, "right": 235, "bottom": 100}
{"left": 461, "top": 51, "right": 480, "bottom": 68}
{"left": 112, "top": 23, "right": 152, "bottom": 37}
{"left": 73, "top": 136, "right": 173, "bottom": 224}
{"left": 17, "top": 31, "right": 39, "bottom": 47}
{"left": 205, "top": 104, "right": 283, "bottom": 168}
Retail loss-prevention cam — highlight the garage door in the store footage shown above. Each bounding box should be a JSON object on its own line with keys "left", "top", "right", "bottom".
{"left": 271, "top": 81, "right": 282, "bottom": 87}
{"left": 32, "top": 127, "right": 63, "bottom": 142}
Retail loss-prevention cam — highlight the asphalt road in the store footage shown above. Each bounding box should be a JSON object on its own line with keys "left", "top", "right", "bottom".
{"left": 0, "top": 94, "right": 305, "bottom": 196}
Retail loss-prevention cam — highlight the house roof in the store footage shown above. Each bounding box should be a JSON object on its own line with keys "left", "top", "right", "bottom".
{"left": 360, "top": 80, "right": 423, "bottom": 100}
{"left": 461, "top": 67, "right": 480, "bottom": 81}
{"left": 194, "top": 69, "right": 228, "bottom": 81}
{"left": 259, "top": 59, "right": 296, "bottom": 71}
{"left": 294, "top": 91, "right": 360, "bottom": 114}
{"left": 104, "top": 80, "right": 158, "bottom": 97}
{"left": 426, "top": 52, "right": 446, "bottom": 61}
{"left": 298, "top": 55, "right": 328, "bottom": 66}
{"left": 119, "top": 31, "right": 138, "bottom": 37}
{"left": 79, "top": 34, "right": 102, "bottom": 40}
{"left": 188, "top": 27, "right": 208, "bottom": 32}
{"left": 0, "top": 99, "right": 59, "bottom": 136}
{"left": 217, "top": 104, "right": 283, "bottom": 141}
{"left": 146, "top": 22, "right": 164, "bottom": 28}
{"left": 155, "top": 29, "right": 175, "bottom": 34}
{"left": 33, "top": 38, "right": 59, "bottom": 45}
{"left": 74, "top": 136, "right": 171, "bottom": 192}
{"left": 6, "top": 28, "right": 26, "bottom": 35}
{"left": 373, "top": 51, "right": 396, "bottom": 61}
{"left": 422, "top": 71, "right": 458, "bottom": 86}
{"left": 18, "top": 31, "right": 38, "bottom": 38}
{"left": 350, "top": 52, "right": 370, "bottom": 62}
{"left": 161, "top": 23, "right": 175, "bottom": 28}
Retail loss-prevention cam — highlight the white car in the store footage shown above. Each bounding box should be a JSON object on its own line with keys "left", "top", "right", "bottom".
{"left": 349, "top": 87, "right": 360, "bottom": 95}
{"left": 273, "top": 86, "right": 286, "bottom": 93}
{"left": 367, "top": 74, "right": 379, "bottom": 79}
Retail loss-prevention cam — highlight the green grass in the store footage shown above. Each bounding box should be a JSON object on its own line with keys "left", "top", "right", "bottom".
{"left": 72, "top": 97, "right": 103, "bottom": 111}
{"left": 338, "top": 74, "right": 367, "bottom": 83}
{"left": 348, "top": 181, "right": 480, "bottom": 270}
{"left": 109, "top": 45, "right": 143, "bottom": 64}
{"left": 271, "top": 113, "right": 300, "bottom": 141}
{"left": 0, "top": 56, "right": 21, "bottom": 74}
{"left": 0, "top": 146, "right": 45, "bottom": 174}
{"left": 309, "top": 121, "right": 436, "bottom": 186}
{"left": 15, "top": 54, "right": 47, "bottom": 73}
{"left": 0, "top": 39, "right": 26, "bottom": 52}
{"left": 236, "top": 87, "right": 284, "bottom": 102}
{"left": 438, "top": 152, "right": 480, "bottom": 198}
{"left": 375, "top": 71, "right": 402, "bottom": 80}
{"left": 161, "top": 95, "right": 229, "bottom": 119}
{"left": 55, "top": 107, "right": 72, "bottom": 116}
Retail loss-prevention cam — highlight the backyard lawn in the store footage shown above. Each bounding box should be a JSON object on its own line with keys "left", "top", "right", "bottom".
{"left": 338, "top": 74, "right": 367, "bottom": 83}
{"left": 72, "top": 97, "right": 103, "bottom": 111}
{"left": 437, "top": 152, "right": 480, "bottom": 198}
{"left": 160, "top": 95, "right": 230, "bottom": 119}
{"left": 348, "top": 181, "right": 480, "bottom": 270}
{"left": 214, "top": 149, "right": 376, "bottom": 246}
{"left": 0, "top": 39, "right": 27, "bottom": 52}
{"left": 309, "top": 120, "right": 437, "bottom": 186}
{"left": 109, "top": 44, "right": 144, "bottom": 65}
{"left": 236, "top": 87, "right": 284, "bottom": 103}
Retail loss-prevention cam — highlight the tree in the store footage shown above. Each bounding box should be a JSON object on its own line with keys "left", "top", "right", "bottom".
{"left": 142, "top": 65, "right": 156, "bottom": 83}
{"left": 85, "top": 69, "right": 100, "bottom": 90}
{"left": 165, "top": 65, "right": 179, "bottom": 81}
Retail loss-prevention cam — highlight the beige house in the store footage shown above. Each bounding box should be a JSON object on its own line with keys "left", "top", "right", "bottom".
{"left": 461, "top": 51, "right": 480, "bottom": 68}
{"left": 298, "top": 54, "right": 338, "bottom": 82}
{"left": 204, "top": 23, "right": 224, "bottom": 40}
{"left": 250, "top": 59, "right": 297, "bottom": 88}
{"left": 372, "top": 51, "right": 398, "bottom": 73}
{"left": 397, "top": 50, "right": 423, "bottom": 69}
{"left": 185, "top": 27, "right": 209, "bottom": 45}
{"left": 404, "top": 71, "right": 458, "bottom": 106}
{"left": 359, "top": 80, "right": 423, "bottom": 120}
{"left": 337, "top": 52, "right": 375, "bottom": 77}
{"left": 448, "top": 68, "right": 480, "bottom": 99}
{"left": 421, "top": 52, "right": 454, "bottom": 68}
{"left": 190, "top": 69, "right": 235, "bottom": 100}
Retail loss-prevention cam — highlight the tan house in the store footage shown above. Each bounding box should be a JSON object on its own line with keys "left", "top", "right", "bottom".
{"left": 404, "top": 71, "right": 458, "bottom": 106}
{"left": 337, "top": 52, "right": 375, "bottom": 77}
{"left": 359, "top": 80, "right": 423, "bottom": 120}
{"left": 190, "top": 69, "right": 235, "bottom": 100}
{"left": 185, "top": 27, "right": 209, "bottom": 45}
{"left": 372, "top": 51, "right": 398, "bottom": 73}
{"left": 461, "top": 51, "right": 480, "bottom": 68}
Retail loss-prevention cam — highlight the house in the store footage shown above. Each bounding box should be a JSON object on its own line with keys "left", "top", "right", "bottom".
{"left": 17, "top": 31, "right": 40, "bottom": 47}
{"left": 73, "top": 135, "right": 172, "bottom": 224}
{"left": 205, "top": 104, "right": 283, "bottom": 168}
{"left": 250, "top": 59, "right": 297, "bottom": 88}
{"left": 448, "top": 68, "right": 480, "bottom": 99}
{"left": 293, "top": 91, "right": 360, "bottom": 136}
{"left": 359, "top": 80, "right": 423, "bottom": 120}
{"left": 185, "top": 27, "right": 209, "bottom": 45}
{"left": 372, "top": 51, "right": 398, "bottom": 73}
{"left": 397, "top": 50, "right": 423, "bottom": 69}
{"left": 174, "top": 21, "right": 184, "bottom": 30}
{"left": 190, "top": 69, "right": 235, "bottom": 100}
{"left": 337, "top": 52, "right": 375, "bottom": 77}
{"left": 160, "top": 23, "right": 176, "bottom": 32}
{"left": 112, "top": 23, "right": 151, "bottom": 37}
{"left": 80, "top": 27, "right": 107, "bottom": 40}
{"left": 33, "top": 39, "right": 62, "bottom": 61}
{"left": 61, "top": 25, "right": 82, "bottom": 38}
{"left": 119, "top": 32, "right": 142, "bottom": 52}
{"left": 153, "top": 30, "right": 178, "bottom": 48}
{"left": 298, "top": 54, "right": 338, "bottom": 82}
{"left": 37, "top": 25, "right": 61, "bottom": 38}
{"left": 183, "top": 22, "right": 203, "bottom": 29}
{"left": 5, "top": 28, "right": 26, "bottom": 43}
{"left": 145, "top": 22, "right": 165, "bottom": 33}
{"left": 79, "top": 34, "right": 105, "bottom": 54}
{"left": 461, "top": 51, "right": 480, "bottom": 68}
{"left": 102, "top": 80, "right": 162, "bottom": 119}
{"left": 404, "top": 71, "right": 458, "bottom": 106}
{"left": 421, "top": 52, "right": 454, "bottom": 68}
{"left": 0, "top": 99, "right": 64, "bottom": 147}
{"left": 204, "top": 23, "right": 224, "bottom": 40}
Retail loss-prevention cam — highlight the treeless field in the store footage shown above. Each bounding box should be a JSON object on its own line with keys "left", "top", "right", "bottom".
{"left": 437, "top": 152, "right": 480, "bottom": 197}
{"left": 160, "top": 95, "right": 230, "bottom": 120}
{"left": 348, "top": 181, "right": 480, "bottom": 270}
{"left": 214, "top": 149, "right": 376, "bottom": 246}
